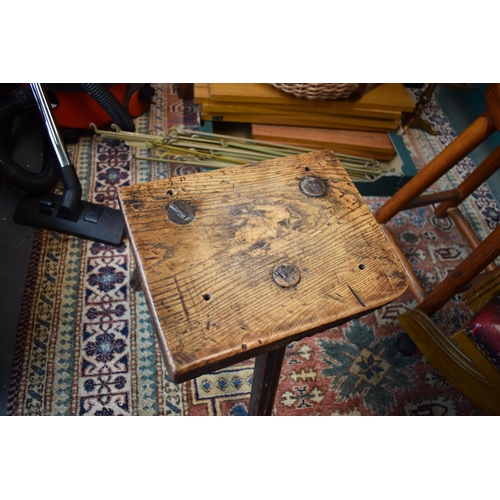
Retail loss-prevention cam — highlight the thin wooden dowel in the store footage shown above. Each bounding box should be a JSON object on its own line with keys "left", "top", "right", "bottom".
{"left": 418, "top": 225, "right": 500, "bottom": 316}
{"left": 375, "top": 113, "right": 496, "bottom": 224}
{"left": 401, "top": 189, "right": 461, "bottom": 211}
{"left": 435, "top": 144, "right": 500, "bottom": 217}
{"left": 448, "top": 208, "right": 497, "bottom": 272}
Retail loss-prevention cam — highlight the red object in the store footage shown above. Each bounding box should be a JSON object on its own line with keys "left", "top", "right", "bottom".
{"left": 466, "top": 296, "right": 500, "bottom": 368}
{"left": 22, "top": 83, "right": 151, "bottom": 130}
{"left": 53, "top": 84, "right": 150, "bottom": 130}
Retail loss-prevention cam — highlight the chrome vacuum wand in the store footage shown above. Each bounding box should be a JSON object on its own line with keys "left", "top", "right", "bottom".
{"left": 29, "top": 83, "right": 82, "bottom": 220}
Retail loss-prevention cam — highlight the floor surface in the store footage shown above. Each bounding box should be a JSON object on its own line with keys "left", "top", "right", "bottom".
{"left": 0, "top": 183, "right": 35, "bottom": 414}
{"left": 1, "top": 84, "right": 498, "bottom": 416}
{"left": 0, "top": 112, "right": 44, "bottom": 415}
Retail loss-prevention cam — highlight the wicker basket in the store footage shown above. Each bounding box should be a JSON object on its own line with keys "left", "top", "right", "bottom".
{"left": 272, "top": 83, "right": 359, "bottom": 101}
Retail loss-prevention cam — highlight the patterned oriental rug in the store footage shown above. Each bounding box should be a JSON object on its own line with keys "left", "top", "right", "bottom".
{"left": 7, "top": 84, "right": 500, "bottom": 416}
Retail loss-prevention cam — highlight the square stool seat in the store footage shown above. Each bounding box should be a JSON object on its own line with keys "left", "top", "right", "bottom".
{"left": 118, "top": 150, "right": 408, "bottom": 413}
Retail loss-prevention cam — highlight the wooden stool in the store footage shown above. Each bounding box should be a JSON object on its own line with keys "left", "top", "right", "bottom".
{"left": 118, "top": 150, "right": 408, "bottom": 415}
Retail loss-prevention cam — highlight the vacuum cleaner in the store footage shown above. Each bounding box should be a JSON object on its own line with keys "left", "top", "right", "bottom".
{"left": 0, "top": 83, "right": 153, "bottom": 245}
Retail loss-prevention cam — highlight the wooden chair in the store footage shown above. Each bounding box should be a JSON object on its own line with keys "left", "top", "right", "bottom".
{"left": 374, "top": 83, "right": 500, "bottom": 414}
{"left": 118, "top": 150, "right": 408, "bottom": 415}
{"left": 399, "top": 268, "right": 500, "bottom": 415}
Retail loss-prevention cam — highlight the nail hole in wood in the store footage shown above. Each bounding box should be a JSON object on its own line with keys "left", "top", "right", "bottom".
{"left": 359, "top": 264, "right": 366, "bottom": 270}
{"left": 167, "top": 189, "right": 175, "bottom": 196}
{"left": 202, "top": 293, "right": 211, "bottom": 301}
{"left": 305, "top": 166, "right": 311, "bottom": 171}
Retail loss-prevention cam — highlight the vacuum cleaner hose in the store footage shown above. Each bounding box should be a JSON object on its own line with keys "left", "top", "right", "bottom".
{"left": 0, "top": 87, "right": 59, "bottom": 193}
{"left": 79, "top": 84, "right": 136, "bottom": 132}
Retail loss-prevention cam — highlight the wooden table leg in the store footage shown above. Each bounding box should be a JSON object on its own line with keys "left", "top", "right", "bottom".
{"left": 401, "top": 83, "right": 439, "bottom": 135}
{"left": 248, "top": 345, "right": 286, "bottom": 416}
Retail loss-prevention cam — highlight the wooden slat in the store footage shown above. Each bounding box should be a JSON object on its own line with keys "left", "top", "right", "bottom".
{"left": 251, "top": 124, "right": 396, "bottom": 161}
{"left": 193, "top": 83, "right": 210, "bottom": 103}
{"left": 207, "top": 83, "right": 416, "bottom": 112}
{"left": 201, "top": 111, "right": 400, "bottom": 132}
{"left": 197, "top": 99, "right": 402, "bottom": 121}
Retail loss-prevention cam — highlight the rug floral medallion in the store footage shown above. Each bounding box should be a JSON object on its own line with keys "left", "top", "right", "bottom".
{"left": 7, "top": 84, "right": 499, "bottom": 416}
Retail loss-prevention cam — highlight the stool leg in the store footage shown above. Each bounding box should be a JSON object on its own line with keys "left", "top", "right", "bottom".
{"left": 248, "top": 345, "right": 286, "bottom": 416}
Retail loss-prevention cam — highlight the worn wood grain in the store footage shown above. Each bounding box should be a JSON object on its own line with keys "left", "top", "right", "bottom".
{"left": 193, "top": 83, "right": 406, "bottom": 119}
{"left": 200, "top": 100, "right": 402, "bottom": 121}
{"left": 119, "top": 150, "right": 408, "bottom": 382}
{"left": 200, "top": 111, "right": 400, "bottom": 132}
{"left": 252, "top": 124, "right": 396, "bottom": 161}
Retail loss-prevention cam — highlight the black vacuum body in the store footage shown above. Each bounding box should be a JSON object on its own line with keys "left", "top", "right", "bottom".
{"left": 0, "top": 84, "right": 153, "bottom": 245}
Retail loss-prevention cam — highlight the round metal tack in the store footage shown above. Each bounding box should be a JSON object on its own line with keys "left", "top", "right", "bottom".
{"left": 167, "top": 201, "right": 195, "bottom": 225}
{"left": 272, "top": 263, "right": 301, "bottom": 288}
{"left": 300, "top": 176, "right": 327, "bottom": 197}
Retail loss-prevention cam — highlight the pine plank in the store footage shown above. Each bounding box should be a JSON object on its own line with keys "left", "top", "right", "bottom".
{"left": 118, "top": 150, "right": 408, "bottom": 382}
{"left": 197, "top": 99, "right": 402, "bottom": 121}
{"left": 201, "top": 111, "right": 401, "bottom": 132}
{"left": 251, "top": 124, "right": 396, "bottom": 160}
{"left": 193, "top": 83, "right": 210, "bottom": 103}
{"left": 207, "top": 83, "right": 415, "bottom": 112}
